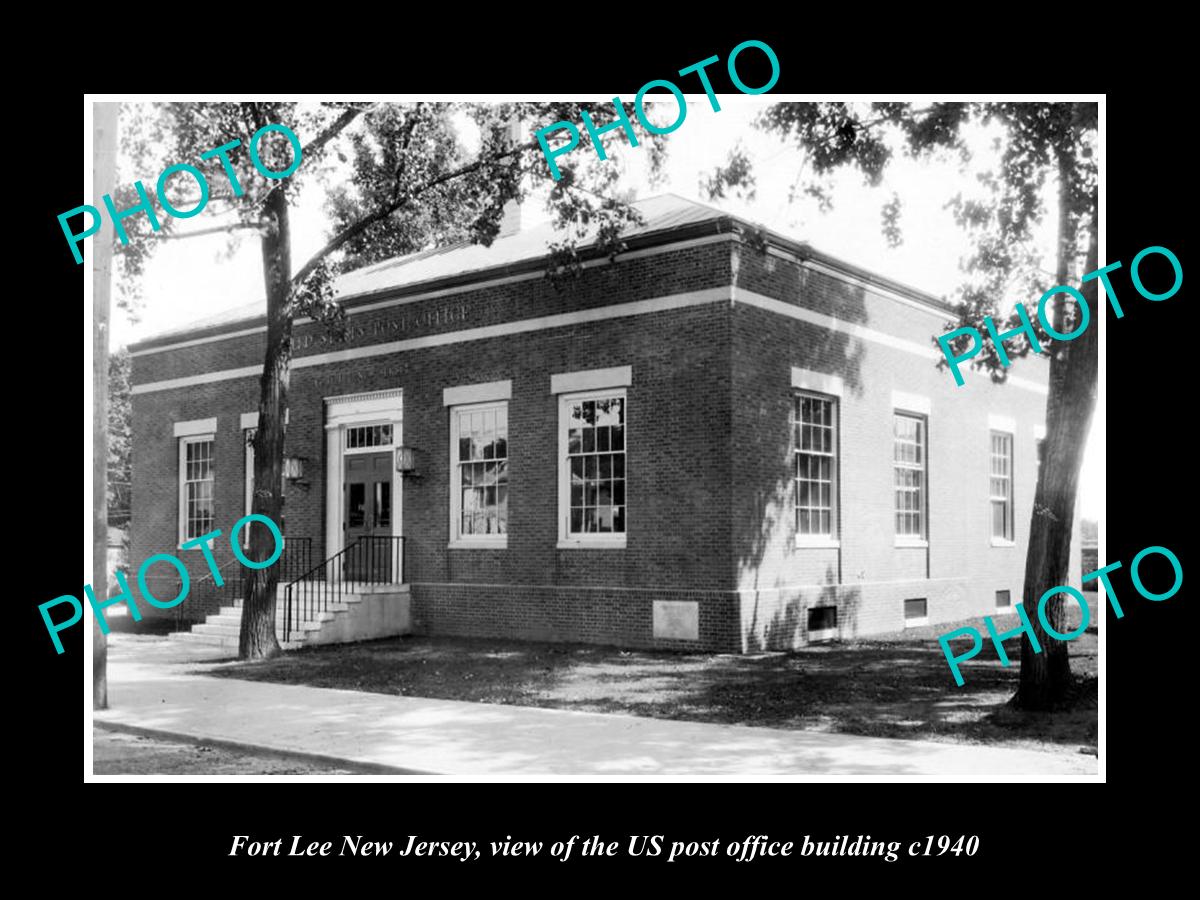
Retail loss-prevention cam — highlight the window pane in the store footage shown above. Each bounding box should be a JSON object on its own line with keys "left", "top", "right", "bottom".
{"left": 348, "top": 483, "right": 365, "bottom": 527}
{"left": 894, "top": 414, "right": 925, "bottom": 538}
{"left": 989, "top": 431, "right": 1013, "bottom": 540}
{"left": 565, "top": 393, "right": 626, "bottom": 536}
{"left": 346, "top": 424, "right": 393, "bottom": 449}
{"left": 377, "top": 482, "right": 391, "bottom": 527}
{"left": 793, "top": 395, "right": 837, "bottom": 538}
{"left": 453, "top": 403, "right": 510, "bottom": 540}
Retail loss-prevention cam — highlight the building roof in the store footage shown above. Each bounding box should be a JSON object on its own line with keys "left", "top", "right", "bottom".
{"left": 131, "top": 193, "right": 953, "bottom": 350}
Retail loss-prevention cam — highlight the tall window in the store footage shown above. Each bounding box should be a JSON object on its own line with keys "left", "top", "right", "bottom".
{"left": 560, "top": 390, "right": 626, "bottom": 542}
{"left": 450, "top": 402, "right": 508, "bottom": 542}
{"left": 893, "top": 413, "right": 926, "bottom": 539}
{"left": 793, "top": 393, "right": 837, "bottom": 538}
{"left": 180, "top": 435, "right": 215, "bottom": 542}
{"left": 990, "top": 430, "right": 1014, "bottom": 541}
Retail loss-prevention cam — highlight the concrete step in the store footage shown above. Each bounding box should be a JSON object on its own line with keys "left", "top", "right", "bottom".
{"left": 192, "top": 623, "right": 241, "bottom": 638}
{"left": 168, "top": 630, "right": 306, "bottom": 652}
{"left": 210, "top": 612, "right": 334, "bottom": 630}
{"left": 176, "top": 584, "right": 410, "bottom": 650}
{"left": 168, "top": 631, "right": 237, "bottom": 648}
{"left": 219, "top": 603, "right": 353, "bottom": 617}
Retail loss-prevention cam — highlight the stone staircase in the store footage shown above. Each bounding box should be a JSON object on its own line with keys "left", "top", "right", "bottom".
{"left": 167, "top": 586, "right": 411, "bottom": 653}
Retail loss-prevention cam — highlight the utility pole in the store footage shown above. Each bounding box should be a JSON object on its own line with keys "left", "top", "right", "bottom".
{"left": 93, "top": 102, "right": 118, "bottom": 710}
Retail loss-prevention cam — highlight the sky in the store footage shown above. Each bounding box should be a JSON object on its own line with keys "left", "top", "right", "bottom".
{"left": 111, "top": 98, "right": 1101, "bottom": 519}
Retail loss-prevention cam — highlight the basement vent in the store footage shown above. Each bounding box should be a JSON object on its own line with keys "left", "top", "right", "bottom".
{"left": 807, "top": 606, "right": 837, "bottom": 640}
{"left": 903, "top": 598, "right": 928, "bottom": 626}
{"left": 996, "top": 589, "right": 1012, "bottom": 609}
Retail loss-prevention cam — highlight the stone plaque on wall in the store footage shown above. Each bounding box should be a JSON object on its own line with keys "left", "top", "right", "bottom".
{"left": 653, "top": 600, "right": 699, "bottom": 641}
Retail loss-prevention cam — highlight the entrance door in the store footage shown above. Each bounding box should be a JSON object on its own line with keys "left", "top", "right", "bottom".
{"left": 343, "top": 451, "right": 393, "bottom": 582}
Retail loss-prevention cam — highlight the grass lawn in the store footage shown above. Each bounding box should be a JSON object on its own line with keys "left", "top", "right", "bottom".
{"left": 211, "top": 595, "right": 1098, "bottom": 759}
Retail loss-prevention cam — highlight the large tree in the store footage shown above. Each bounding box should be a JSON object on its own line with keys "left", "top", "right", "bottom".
{"left": 119, "top": 101, "right": 646, "bottom": 659}
{"left": 707, "top": 102, "right": 1098, "bottom": 710}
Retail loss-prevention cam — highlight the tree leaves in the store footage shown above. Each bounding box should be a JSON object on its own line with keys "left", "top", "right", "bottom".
{"left": 881, "top": 193, "right": 903, "bottom": 248}
{"left": 740, "top": 101, "right": 1098, "bottom": 380}
{"left": 701, "top": 146, "right": 757, "bottom": 202}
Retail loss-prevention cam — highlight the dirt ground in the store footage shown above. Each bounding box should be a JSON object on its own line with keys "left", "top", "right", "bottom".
{"left": 211, "top": 597, "right": 1099, "bottom": 759}
{"left": 93, "top": 727, "right": 366, "bottom": 775}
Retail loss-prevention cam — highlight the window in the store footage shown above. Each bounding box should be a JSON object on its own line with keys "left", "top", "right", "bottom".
{"left": 893, "top": 413, "right": 927, "bottom": 540}
{"left": 807, "top": 606, "right": 837, "bottom": 640}
{"left": 449, "top": 402, "right": 508, "bottom": 544}
{"left": 346, "top": 423, "right": 392, "bottom": 449}
{"left": 996, "top": 589, "right": 1012, "bottom": 609}
{"left": 179, "top": 435, "right": 215, "bottom": 543}
{"left": 904, "top": 597, "right": 928, "bottom": 626}
{"left": 990, "top": 431, "right": 1014, "bottom": 542}
{"left": 559, "top": 390, "right": 626, "bottom": 545}
{"left": 793, "top": 393, "right": 837, "bottom": 540}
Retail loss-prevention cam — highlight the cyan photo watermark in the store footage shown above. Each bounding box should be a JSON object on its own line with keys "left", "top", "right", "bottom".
{"left": 43, "top": 513, "right": 284, "bottom": 653}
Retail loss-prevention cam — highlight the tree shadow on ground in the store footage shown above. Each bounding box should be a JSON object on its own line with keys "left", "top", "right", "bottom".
{"left": 210, "top": 615, "right": 1097, "bottom": 757}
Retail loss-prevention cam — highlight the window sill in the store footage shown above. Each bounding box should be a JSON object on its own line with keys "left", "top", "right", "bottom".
{"left": 807, "top": 628, "right": 839, "bottom": 643}
{"left": 448, "top": 539, "right": 508, "bottom": 550}
{"left": 894, "top": 539, "right": 929, "bottom": 549}
{"left": 990, "top": 539, "right": 1016, "bottom": 548}
{"left": 904, "top": 617, "right": 930, "bottom": 628}
{"left": 795, "top": 537, "right": 840, "bottom": 549}
{"left": 557, "top": 537, "right": 627, "bottom": 550}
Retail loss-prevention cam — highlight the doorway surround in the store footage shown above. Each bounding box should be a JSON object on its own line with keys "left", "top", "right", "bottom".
{"left": 324, "top": 388, "right": 404, "bottom": 577}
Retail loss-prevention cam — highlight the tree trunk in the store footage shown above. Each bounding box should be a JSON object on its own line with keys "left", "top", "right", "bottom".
{"left": 1013, "top": 160, "right": 1098, "bottom": 710}
{"left": 238, "top": 183, "right": 292, "bottom": 660}
{"left": 93, "top": 102, "right": 118, "bottom": 710}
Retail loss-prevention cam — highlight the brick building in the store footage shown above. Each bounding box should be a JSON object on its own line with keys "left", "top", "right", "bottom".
{"left": 129, "top": 194, "right": 1077, "bottom": 652}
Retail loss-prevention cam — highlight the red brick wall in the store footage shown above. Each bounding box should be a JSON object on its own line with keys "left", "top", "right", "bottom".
{"left": 131, "top": 241, "right": 741, "bottom": 645}
{"left": 730, "top": 243, "right": 1053, "bottom": 649}
{"left": 130, "top": 235, "right": 1061, "bottom": 650}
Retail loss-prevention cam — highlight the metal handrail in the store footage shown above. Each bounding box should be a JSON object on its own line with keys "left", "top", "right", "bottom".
{"left": 283, "top": 536, "right": 404, "bottom": 643}
{"left": 172, "top": 536, "right": 314, "bottom": 630}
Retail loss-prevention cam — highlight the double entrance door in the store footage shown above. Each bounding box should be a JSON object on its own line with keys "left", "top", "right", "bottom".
{"left": 343, "top": 451, "right": 394, "bottom": 583}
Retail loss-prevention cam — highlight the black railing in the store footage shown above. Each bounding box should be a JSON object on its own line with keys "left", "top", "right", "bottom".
{"left": 167, "top": 536, "right": 314, "bottom": 631}
{"left": 283, "top": 536, "right": 405, "bottom": 643}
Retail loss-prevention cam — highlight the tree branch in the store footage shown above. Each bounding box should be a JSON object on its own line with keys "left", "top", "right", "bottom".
{"left": 303, "top": 107, "right": 365, "bottom": 159}
{"left": 290, "top": 134, "right": 544, "bottom": 289}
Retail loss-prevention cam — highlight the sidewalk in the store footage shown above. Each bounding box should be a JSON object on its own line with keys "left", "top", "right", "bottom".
{"left": 94, "top": 634, "right": 1098, "bottom": 777}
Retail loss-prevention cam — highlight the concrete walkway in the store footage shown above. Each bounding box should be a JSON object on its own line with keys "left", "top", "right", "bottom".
{"left": 94, "top": 635, "right": 1098, "bottom": 777}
